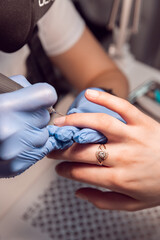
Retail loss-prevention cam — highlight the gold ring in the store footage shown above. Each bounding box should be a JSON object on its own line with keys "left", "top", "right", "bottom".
{"left": 96, "top": 144, "right": 108, "bottom": 165}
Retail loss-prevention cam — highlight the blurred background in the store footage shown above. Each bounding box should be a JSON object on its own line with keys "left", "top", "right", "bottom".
{"left": 72, "top": 0, "right": 160, "bottom": 70}
{"left": 71, "top": 0, "right": 160, "bottom": 121}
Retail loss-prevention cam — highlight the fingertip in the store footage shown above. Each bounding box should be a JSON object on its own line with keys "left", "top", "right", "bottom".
{"left": 53, "top": 116, "right": 66, "bottom": 126}
{"left": 55, "top": 162, "right": 67, "bottom": 175}
{"left": 35, "top": 83, "right": 58, "bottom": 106}
{"left": 76, "top": 187, "right": 92, "bottom": 196}
{"left": 85, "top": 89, "right": 100, "bottom": 99}
{"left": 76, "top": 188, "right": 102, "bottom": 202}
{"left": 75, "top": 190, "right": 89, "bottom": 201}
{"left": 7, "top": 83, "right": 58, "bottom": 112}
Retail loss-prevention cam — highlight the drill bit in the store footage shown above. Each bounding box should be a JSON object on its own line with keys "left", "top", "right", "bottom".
{"left": 48, "top": 106, "right": 64, "bottom": 116}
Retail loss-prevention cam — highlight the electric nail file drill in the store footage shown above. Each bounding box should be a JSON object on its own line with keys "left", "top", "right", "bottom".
{"left": 0, "top": 73, "right": 61, "bottom": 115}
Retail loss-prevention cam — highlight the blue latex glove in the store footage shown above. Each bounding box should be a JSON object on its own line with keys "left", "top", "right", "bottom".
{"left": 47, "top": 125, "right": 75, "bottom": 149}
{"left": 54, "top": 88, "right": 125, "bottom": 144}
{"left": 0, "top": 75, "right": 60, "bottom": 178}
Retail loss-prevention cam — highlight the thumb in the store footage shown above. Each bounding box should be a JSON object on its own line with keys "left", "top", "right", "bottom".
{"left": 2, "top": 83, "right": 57, "bottom": 112}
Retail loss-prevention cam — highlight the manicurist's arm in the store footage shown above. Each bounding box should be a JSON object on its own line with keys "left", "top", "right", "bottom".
{"left": 50, "top": 27, "right": 129, "bottom": 99}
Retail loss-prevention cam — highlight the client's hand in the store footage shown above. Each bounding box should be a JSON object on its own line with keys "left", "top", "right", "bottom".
{"left": 52, "top": 89, "right": 160, "bottom": 211}
{"left": 53, "top": 88, "right": 125, "bottom": 145}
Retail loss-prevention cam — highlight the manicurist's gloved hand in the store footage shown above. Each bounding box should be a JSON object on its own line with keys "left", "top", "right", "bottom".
{"left": 54, "top": 88, "right": 125, "bottom": 144}
{"left": 0, "top": 75, "right": 58, "bottom": 178}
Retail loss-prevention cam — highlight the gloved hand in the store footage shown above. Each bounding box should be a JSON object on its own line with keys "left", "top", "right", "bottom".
{"left": 54, "top": 88, "right": 125, "bottom": 144}
{"left": 0, "top": 75, "right": 59, "bottom": 178}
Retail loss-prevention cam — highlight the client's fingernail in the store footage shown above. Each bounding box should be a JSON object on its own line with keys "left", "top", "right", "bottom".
{"left": 76, "top": 192, "right": 88, "bottom": 201}
{"left": 54, "top": 116, "right": 66, "bottom": 126}
{"left": 86, "top": 89, "right": 99, "bottom": 98}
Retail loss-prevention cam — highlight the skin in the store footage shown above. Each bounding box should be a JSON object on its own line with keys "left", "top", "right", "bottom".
{"left": 50, "top": 27, "right": 129, "bottom": 99}
{"left": 49, "top": 90, "right": 160, "bottom": 212}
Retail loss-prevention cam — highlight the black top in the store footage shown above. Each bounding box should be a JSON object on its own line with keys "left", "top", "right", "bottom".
{"left": 0, "top": 0, "right": 55, "bottom": 53}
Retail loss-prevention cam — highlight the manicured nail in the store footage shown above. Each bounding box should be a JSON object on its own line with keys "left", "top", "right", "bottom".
{"left": 86, "top": 89, "right": 99, "bottom": 98}
{"left": 76, "top": 192, "right": 88, "bottom": 201}
{"left": 54, "top": 116, "right": 66, "bottom": 126}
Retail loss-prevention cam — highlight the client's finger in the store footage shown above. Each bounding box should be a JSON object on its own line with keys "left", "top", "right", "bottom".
{"left": 76, "top": 188, "right": 152, "bottom": 211}
{"left": 50, "top": 143, "right": 122, "bottom": 167}
{"left": 85, "top": 89, "right": 144, "bottom": 125}
{"left": 54, "top": 113, "right": 127, "bottom": 140}
{"left": 56, "top": 162, "right": 116, "bottom": 188}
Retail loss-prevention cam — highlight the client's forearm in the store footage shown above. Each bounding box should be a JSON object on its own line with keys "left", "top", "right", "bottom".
{"left": 86, "top": 68, "right": 129, "bottom": 99}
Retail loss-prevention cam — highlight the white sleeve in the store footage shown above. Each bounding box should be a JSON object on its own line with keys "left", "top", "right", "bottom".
{"left": 38, "top": 0, "right": 85, "bottom": 56}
